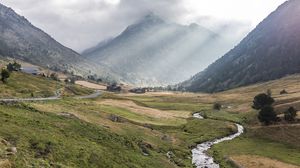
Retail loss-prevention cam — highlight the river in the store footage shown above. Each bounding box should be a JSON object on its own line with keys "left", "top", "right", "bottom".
{"left": 192, "top": 113, "right": 244, "bottom": 168}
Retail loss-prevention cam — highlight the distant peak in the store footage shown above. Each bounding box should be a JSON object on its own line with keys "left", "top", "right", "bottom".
{"left": 140, "top": 12, "right": 164, "bottom": 24}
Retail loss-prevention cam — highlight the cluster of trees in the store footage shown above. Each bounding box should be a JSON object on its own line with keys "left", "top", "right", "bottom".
{"left": 1, "top": 68, "right": 10, "bottom": 83}
{"left": 7, "top": 62, "right": 21, "bottom": 72}
{"left": 0, "top": 62, "right": 22, "bottom": 83}
{"left": 252, "top": 91, "right": 298, "bottom": 125}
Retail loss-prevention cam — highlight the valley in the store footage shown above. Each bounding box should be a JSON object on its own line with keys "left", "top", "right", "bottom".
{"left": 0, "top": 71, "right": 299, "bottom": 168}
{"left": 0, "top": 0, "right": 299, "bottom": 168}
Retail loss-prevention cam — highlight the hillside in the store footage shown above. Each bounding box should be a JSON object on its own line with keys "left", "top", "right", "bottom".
{"left": 83, "top": 14, "right": 234, "bottom": 86}
{"left": 0, "top": 69, "right": 300, "bottom": 167}
{"left": 0, "top": 3, "right": 116, "bottom": 81}
{"left": 0, "top": 72, "right": 236, "bottom": 168}
{"left": 181, "top": 0, "right": 300, "bottom": 93}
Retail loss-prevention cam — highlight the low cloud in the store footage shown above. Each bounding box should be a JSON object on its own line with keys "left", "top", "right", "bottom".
{"left": 1, "top": 0, "right": 285, "bottom": 52}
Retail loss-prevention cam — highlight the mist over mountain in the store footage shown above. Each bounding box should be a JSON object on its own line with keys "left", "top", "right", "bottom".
{"left": 181, "top": 0, "right": 300, "bottom": 93}
{"left": 83, "top": 14, "right": 235, "bottom": 86}
{"left": 0, "top": 3, "right": 115, "bottom": 80}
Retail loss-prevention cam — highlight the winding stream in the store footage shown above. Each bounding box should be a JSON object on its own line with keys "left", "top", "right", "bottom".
{"left": 192, "top": 113, "right": 244, "bottom": 168}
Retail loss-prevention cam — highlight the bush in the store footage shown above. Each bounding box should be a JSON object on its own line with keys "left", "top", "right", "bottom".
{"left": 252, "top": 93, "right": 277, "bottom": 125}
{"left": 258, "top": 105, "right": 277, "bottom": 125}
{"left": 284, "top": 107, "right": 297, "bottom": 122}
{"left": 29, "top": 139, "right": 54, "bottom": 158}
{"left": 7, "top": 62, "right": 21, "bottom": 72}
{"left": 1, "top": 68, "right": 10, "bottom": 83}
{"left": 213, "top": 102, "right": 221, "bottom": 110}
{"left": 280, "top": 89, "right": 288, "bottom": 95}
{"left": 50, "top": 73, "right": 59, "bottom": 81}
{"left": 252, "top": 93, "right": 274, "bottom": 110}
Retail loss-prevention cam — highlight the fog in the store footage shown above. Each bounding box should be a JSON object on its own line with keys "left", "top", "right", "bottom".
{"left": 1, "top": 0, "right": 286, "bottom": 52}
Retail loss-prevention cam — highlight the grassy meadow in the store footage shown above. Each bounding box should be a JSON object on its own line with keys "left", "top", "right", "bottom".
{"left": 0, "top": 72, "right": 300, "bottom": 167}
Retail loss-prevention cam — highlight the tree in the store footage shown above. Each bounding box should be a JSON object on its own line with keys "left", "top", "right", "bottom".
{"left": 258, "top": 105, "right": 277, "bottom": 125}
{"left": 7, "top": 61, "right": 21, "bottom": 72}
{"left": 213, "top": 102, "right": 222, "bottom": 110}
{"left": 252, "top": 93, "right": 277, "bottom": 125}
{"left": 284, "top": 107, "right": 297, "bottom": 122}
{"left": 252, "top": 93, "right": 274, "bottom": 110}
{"left": 1, "top": 69, "right": 10, "bottom": 83}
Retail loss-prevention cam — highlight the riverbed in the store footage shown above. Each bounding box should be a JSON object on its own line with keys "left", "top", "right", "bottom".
{"left": 192, "top": 113, "right": 244, "bottom": 168}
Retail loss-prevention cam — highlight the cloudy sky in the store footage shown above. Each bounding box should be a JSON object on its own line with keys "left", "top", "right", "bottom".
{"left": 1, "top": 0, "right": 287, "bottom": 52}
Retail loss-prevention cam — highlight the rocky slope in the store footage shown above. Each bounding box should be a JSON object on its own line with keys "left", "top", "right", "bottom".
{"left": 0, "top": 3, "right": 115, "bottom": 81}
{"left": 181, "top": 0, "right": 300, "bottom": 92}
{"left": 83, "top": 14, "right": 234, "bottom": 86}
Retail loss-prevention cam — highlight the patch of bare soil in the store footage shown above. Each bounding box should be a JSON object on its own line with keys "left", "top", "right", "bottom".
{"left": 98, "top": 99, "right": 190, "bottom": 119}
{"left": 231, "top": 155, "right": 300, "bottom": 168}
{"left": 75, "top": 81, "right": 107, "bottom": 90}
{"left": 0, "top": 160, "right": 11, "bottom": 168}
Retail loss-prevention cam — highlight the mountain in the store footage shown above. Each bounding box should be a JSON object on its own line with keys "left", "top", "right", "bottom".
{"left": 83, "top": 14, "right": 234, "bottom": 86}
{"left": 0, "top": 3, "right": 114, "bottom": 80}
{"left": 181, "top": 0, "right": 300, "bottom": 93}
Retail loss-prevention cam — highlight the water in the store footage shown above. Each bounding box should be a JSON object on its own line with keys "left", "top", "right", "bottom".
{"left": 193, "top": 113, "right": 204, "bottom": 119}
{"left": 192, "top": 113, "right": 244, "bottom": 168}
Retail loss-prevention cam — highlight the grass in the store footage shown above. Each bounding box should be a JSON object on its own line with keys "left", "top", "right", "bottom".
{"left": 124, "top": 95, "right": 211, "bottom": 113}
{"left": 247, "top": 126, "right": 300, "bottom": 148}
{"left": 0, "top": 72, "right": 96, "bottom": 99}
{"left": 156, "top": 118, "right": 237, "bottom": 148}
{"left": 98, "top": 104, "right": 186, "bottom": 126}
{"left": 210, "top": 136, "right": 300, "bottom": 167}
{"left": 0, "top": 104, "right": 176, "bottom": 168}
{"left": 201, "top": 110, "right": 256, "bottom": 124}
{"left": 1, "top": 72, "right": 300, "bottom": 167}
{"left": 28, "top": 96, "right": 236, "bottom": 167}
{"left": 0, "top": 72, "right": 61, "bottom": 98}
{"left": 31, "top": 98, "right": 188, "bottom": 126}
{"left": 62, "top": 84, "right": 94, "bottom": 97}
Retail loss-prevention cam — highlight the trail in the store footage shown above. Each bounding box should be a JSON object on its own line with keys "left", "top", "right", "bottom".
{"left": 75, "top": 90, "right": 102, "bottom": 99}
{"left": 192, "top": 113, "right": 244, "bottom": 168}
{"left": 0, "top": 89, "right": 101, "bottom": 102}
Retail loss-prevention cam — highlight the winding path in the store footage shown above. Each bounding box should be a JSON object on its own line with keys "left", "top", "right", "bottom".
{"left": 0, "top": 89, "right": 101, "bottom": 102}
{"left": 75, "top": 90, "right": 102, "bottom": 99}
{"left": 192, "top": 113, "right": 244, "bottom": 168}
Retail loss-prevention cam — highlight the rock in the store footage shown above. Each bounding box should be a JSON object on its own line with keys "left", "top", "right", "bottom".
{"left": 161, "top": 135, "right": 171, "bottom": 141}
{"left": 58, "top": 112, "right": 78, "bottom": 119}
{"left": 108, "top": 115, "right": 123, "bottom": 122}
{"left": 166, "top": 151, "right": 175, "bottom": 159}
{"left": 1, "top": 139, "right": 10, "bottom": 146}
{"left": 6, "top": 147, "right": 17, "bottom": 154}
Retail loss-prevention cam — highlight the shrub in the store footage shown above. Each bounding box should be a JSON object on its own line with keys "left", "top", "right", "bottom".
{"left": 1, "top": 68, "right": 10, "bottom": 83}
{"left": 213, "top": 102, "right": 221, "bottom": 110}
{"left": 252, "top": 93, "right": 277, "bottom": 125}
{"left": 29, "top": 139, "right": 53, "bottom": 158}
{"left": 7, "top": 62, "right": 21, "bottom": 72}
{"left": 50, "top": 73, "right": 59, "bottom": 81}
{"left": 280, "top": 89, "right": 288, "bottom": 95}
{"left": 252, "top": 93, "right": 274, "bottom": 110}
{"left": 258, "top": 105, "right": 277, "bottom": 125}
{"left": 284, "top": 107, "right": 297, "bottom": 122}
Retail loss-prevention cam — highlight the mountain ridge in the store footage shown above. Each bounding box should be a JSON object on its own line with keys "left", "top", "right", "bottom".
{"left": 0, "top": 3, "right": 118, "bottom": 82}
{"left": 180, "top": 0, "right": 300, "bottom": 92}
{"left": 83, "top": 13, "right": 234, "bottom": 86}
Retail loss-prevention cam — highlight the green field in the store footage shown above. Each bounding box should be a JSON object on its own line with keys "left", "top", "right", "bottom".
{"left": 0, "top": 72, "right": 61, "bottom": 98}
{"left": 1, "top": 72, "right": 300, "bottom": 168}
